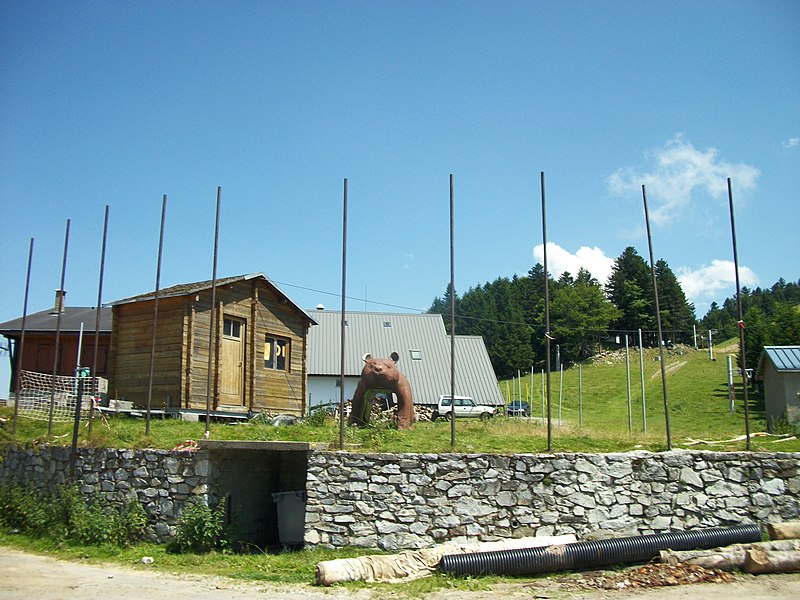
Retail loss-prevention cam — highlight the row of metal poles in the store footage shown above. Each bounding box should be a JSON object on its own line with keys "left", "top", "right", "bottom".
{"left": 11, "top": 189, "right": 224, "bottom": 448}
{"left": 12, "top": 175, "right": 751, "bottom": 453}
{"left": 335, "top": 173, "right": 752, "bottom": 452}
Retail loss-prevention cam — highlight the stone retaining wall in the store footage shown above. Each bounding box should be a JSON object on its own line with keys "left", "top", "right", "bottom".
{"left": 3, "top": 446, "right": 799, "bottom": 550}
{"left": 304, "top": 450, "right": 800, "bottom": 550}
{"left": 0, "top": 446, "right": 210, "bottom": 542}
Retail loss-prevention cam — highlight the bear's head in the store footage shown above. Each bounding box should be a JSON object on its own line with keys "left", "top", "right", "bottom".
{"left": 360, "top": 352, "right": 401, "bottom": 384}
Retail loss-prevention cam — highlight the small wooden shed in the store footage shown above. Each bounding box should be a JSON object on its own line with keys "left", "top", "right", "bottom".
{"left": 107, "top": 273, "right": 316, "bottom": 416}
{"left": 756, "top": 346, "right": 800, "bottom": 431}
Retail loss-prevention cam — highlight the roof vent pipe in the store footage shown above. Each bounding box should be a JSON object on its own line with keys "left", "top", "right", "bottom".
{"left": 52, "top": 289, "right": 66, "bottom": 315}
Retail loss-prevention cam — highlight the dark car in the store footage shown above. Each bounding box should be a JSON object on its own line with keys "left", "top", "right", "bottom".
{"left": 506, "top": 400, "right": 529, "bottom": 417}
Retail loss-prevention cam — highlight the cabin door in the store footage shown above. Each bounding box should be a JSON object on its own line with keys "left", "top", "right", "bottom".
{"left": 220, "top": 316, "right": 245, "bottom": 406}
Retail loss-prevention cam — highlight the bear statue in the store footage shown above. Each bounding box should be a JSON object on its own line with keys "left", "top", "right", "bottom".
{"left": 348, "top": 351, "right": 415, "bottom": 430}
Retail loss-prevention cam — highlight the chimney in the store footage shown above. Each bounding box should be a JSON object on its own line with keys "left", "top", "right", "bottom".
{"left": 52, "top": 289, "right": 66, "bottom": 314}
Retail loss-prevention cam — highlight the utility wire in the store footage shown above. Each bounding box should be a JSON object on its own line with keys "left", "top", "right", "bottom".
{"left": 273, "top": 279, "right": 698, "bottom": 338}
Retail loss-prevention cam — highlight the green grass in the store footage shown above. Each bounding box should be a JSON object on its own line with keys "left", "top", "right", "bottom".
{"left": 499, "top": 341, "right": 799, "bottom": 453}
{"left": 1, "top": 340, "right": 797, "bottom": 453}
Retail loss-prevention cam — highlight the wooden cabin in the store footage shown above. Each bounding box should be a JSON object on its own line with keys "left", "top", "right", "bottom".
{"left": 107, "top": 273, "right": 316, "bottom": 416}
{"left": 0, "top": 291, "right": 112, "bottom": 393}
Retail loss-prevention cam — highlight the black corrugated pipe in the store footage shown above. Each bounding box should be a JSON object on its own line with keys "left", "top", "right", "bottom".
{"left": 439, "top": 524, "right": 761, "bottom": 577}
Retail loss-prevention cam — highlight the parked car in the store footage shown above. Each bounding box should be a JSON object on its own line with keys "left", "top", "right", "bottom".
{"left": 433, "top": 395, "right": 496, "bottom": 421}
{"left": 506, "top": 400, "right": 529, "bottom": 417}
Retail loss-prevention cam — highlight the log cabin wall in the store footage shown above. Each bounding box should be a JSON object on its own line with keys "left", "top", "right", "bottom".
{"left": 110, "top": 276, "right": 311, "bottom": 415}
{"left": 183, "top": 279, "right": 309, "bottom": 415}
{"left": 247, "top": 281, "right": 309, "bottom": 415}
{"left": 108, "top": 297, "right": 185, "bottom": 407}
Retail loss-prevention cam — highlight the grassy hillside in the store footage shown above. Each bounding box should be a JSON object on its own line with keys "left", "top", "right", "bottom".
{"left": 1, "top": 340, "right": 797, "bottom": 453}
{"left": 498, "top": 339, "right": 798, "bottom": 451}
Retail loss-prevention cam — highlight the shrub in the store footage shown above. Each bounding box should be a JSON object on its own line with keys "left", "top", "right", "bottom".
{"left": 0, "top": 482, "right": 146, "bottom": 546}
{"left": 306, "top": 407, "right": 333, "bottom": 427}
{"left": 173, "top": 498, "right": 228, "bottom": 553}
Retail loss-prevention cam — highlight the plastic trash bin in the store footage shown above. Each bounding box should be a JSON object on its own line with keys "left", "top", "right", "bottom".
{"left": 272, "top": 490, "right": 308, "bottom": 545}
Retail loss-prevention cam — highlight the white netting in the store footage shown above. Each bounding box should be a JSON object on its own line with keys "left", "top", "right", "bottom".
{"left": 14, "top": 370, "right": 107, "bottom": 422}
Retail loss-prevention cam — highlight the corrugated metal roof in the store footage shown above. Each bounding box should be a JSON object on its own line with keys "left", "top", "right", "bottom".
{"left": 306, "top": 309, "right": 503, "bottom": 406}
{"left": 761, "top": 346, "right": 800, "bottom": 372}
{"left": 0, "top": 307, "right": 112, "bottom": 335}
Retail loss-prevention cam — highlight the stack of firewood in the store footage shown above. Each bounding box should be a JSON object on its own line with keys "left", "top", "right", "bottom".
{"left": 335, "top": 399, "right": 435, "bottom": 426}
{"left": 659, "top": 522, "right": 800, "bottom": 574}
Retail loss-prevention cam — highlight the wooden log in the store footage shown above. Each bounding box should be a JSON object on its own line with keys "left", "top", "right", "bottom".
{"left": 315, "top": 534, "right": 577, "bottom": 585}
{"left": 744, "top": 548, "right": 800, "bottom": 574}
{"left": 660, "top": 540, "right": 800, "bottom": 570}
{"left": 767, "top": 521, "right": 800, "bottom": 540}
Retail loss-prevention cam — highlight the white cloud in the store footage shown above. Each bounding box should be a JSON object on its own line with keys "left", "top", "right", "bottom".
{"left": 783, "top": 137, "right": 800, "bottom": 149}
{"left": 533, "top": 243, "right": 615, "bottom": 285}
{"left": 607, "top": 135, "right": 760, "bottom": 225}
{"left": 677, "top": 259, "right": 759, "bottom": 305}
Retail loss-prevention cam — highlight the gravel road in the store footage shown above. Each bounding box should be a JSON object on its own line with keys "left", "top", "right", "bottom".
{"left": 1, "top": 547, "right": 799, "bottom": 600}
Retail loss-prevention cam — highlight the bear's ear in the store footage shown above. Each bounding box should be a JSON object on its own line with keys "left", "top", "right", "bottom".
{"left": 390, "top": 351, "right": 400, "bottom": 363}
{"left": 362, "top": 353, "right": 372, "bottom": 363}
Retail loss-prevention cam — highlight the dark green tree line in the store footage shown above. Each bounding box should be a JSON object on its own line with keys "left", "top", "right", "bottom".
{"left": 428, "top": 247, "right": 700, "bottom": 378}
{"left": 698, "top": 278, "right": 800, "bottom": 369}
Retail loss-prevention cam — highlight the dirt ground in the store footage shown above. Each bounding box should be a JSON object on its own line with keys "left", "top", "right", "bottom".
{"left": 1, "top": 547, "right": 799, "bottom": 600}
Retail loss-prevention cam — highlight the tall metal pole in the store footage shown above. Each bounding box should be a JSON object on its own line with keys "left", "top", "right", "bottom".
{"left": 727, "top": 354, "right": 735, "bottom": 413}
{"left": 449, "top": 174, "right": 457, "bottom": 450}
{"left": 558, "top": 364, "right": 563, "bottom": 428}
{"left": 69, "top": 378, "right": 84, "bottom": 479}
{"left": 578, "top": 362, "right": 583, "bottom": 429}
{"left": 541, "top": 172, "right": 553, "bottom": 451}
{"left": 48, "top": 219, "right": 70, "bottom": 436}
{"left": 338, "top": 179, "right": 348, "bottom": 450}
{"left": 530, "top": 365, "right": 534, "bottom": 421}
{"left": 540, "top": 368, "right": 545, "bottom": 421}
{"left": 75, "top": 323, "right": 85, "bottom": 375}
{"left": 88, "top": 205, "right": 109, "bottom": 435}
{"left": 206, "top": 186, "right": 221, "bottom": 438}
{"left": 625, "top": 334, "right": 632, "bottom": 434}
{"left": 146, "top": 195, "right": 167, "bottom": 437}
{"left": 727, "top": 178, "right": 751, "bottom": 450}
{"left": 12, "top": 238, "right": 34, "bottom": 435}
{"left": 638, "top": 328, "right": 646, "bottom": 433}
{"left": 642, "top": 185, "right": 671, "bottom": 449}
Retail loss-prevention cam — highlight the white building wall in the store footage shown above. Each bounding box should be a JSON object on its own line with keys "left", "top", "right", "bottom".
{"left": 307, "top": 376, "right": 361, "bottom": 413}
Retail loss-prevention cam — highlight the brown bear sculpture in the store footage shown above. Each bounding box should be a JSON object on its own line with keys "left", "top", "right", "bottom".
{"left": 348, "top": 351, "right": 415, "bottom": 430}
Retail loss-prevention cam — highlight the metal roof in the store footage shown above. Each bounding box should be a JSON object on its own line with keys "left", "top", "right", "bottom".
{"left": 306, "top": 309, "right": 503, "bottom": 406}
{"left": 108, "top": 272, "right": 316, "bottom": 325}
{"left": 0, "top": 307, "right": 112, "bottom": 335}
{"left": 758, "top": 346, "right": 800, "bottom": 377}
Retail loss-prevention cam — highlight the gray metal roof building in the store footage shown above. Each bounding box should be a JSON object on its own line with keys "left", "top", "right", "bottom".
{"left": 306, "top": 309, "right": 503, "bottom": 407}
{"left": 756, "top": 345, "right": 800, "bottom": 430}
{"left": 757, "top": 346, "right": 800, "bottom": 373}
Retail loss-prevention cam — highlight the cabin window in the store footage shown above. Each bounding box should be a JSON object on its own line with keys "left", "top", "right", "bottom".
{"left": 223, "top": 317, "right": 242, "bottom": 339}
{"left": 410, "top": 349, "right": 422, "bottom": 360}
{"left": 264, "top": 336, "right": 290, "bottom": 371}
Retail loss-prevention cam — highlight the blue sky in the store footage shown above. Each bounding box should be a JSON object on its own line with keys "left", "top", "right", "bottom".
{"left": 1, "top": 1, "right": 798, "bottom": 395}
